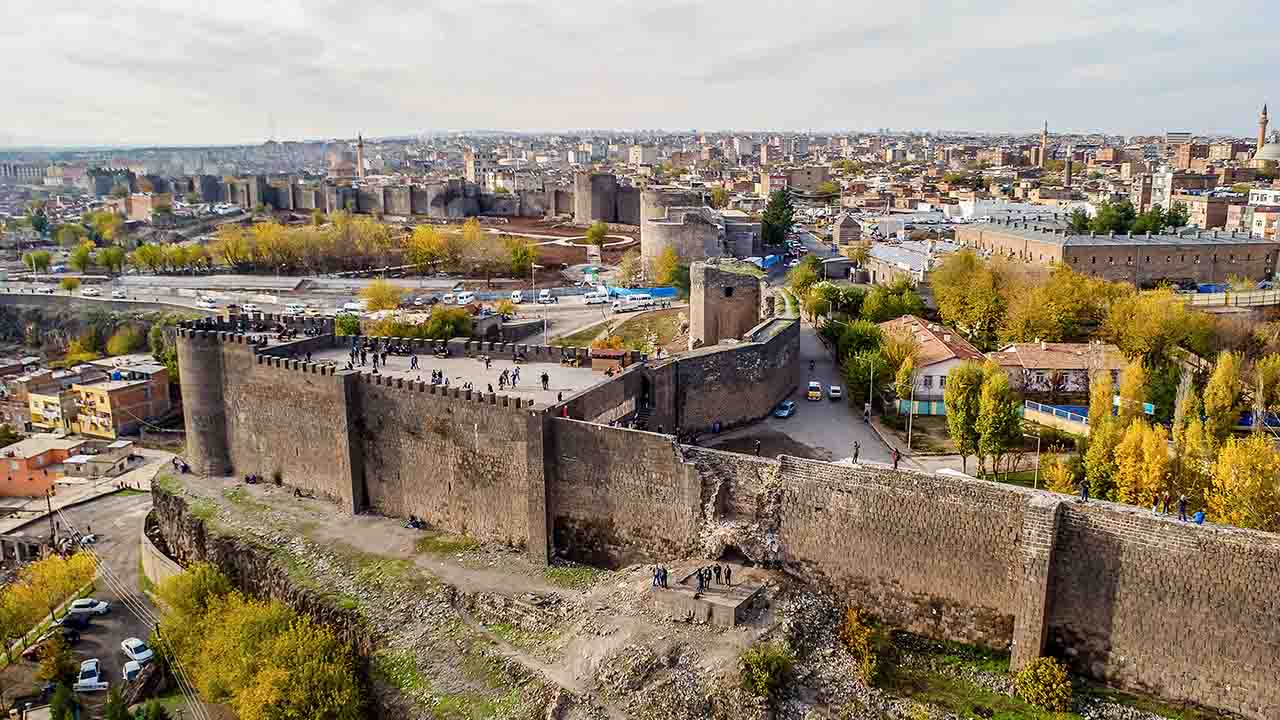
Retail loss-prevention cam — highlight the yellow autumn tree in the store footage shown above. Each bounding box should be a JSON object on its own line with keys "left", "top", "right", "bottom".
{"left": 1208, "top": 435, "right": 1280, "bottom": 532}
{"left": 1116, "top": 360, "right": 1148, "bottom": 427}
{"left": 653, "top": 246, "right": 681, "bottom": 285}
{"left": 359, "top": 279, "right": 405, "bottom": 311}
{"left": 1043, "top": 457, "right": 1076, "bottom": 495}
{"left": 0, "top": 553, "right": 96, "bottom": 645}
{"left": 1113, "top": 420, "right": 1148, "bottom": 505}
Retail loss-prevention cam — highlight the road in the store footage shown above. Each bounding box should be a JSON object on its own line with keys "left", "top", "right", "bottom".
{"left": 760, "top": 321, "right": 892, "bottom": 463}
{"left": 57, "top": 491, "right": 158, "bottom": 692}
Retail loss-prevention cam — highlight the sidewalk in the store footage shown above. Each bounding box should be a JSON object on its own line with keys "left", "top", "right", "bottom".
{"left": 0, "top": 448, "right": 173, "bottom": 536}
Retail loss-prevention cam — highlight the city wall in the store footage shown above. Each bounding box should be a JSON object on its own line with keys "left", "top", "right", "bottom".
{"left": 174, "top": 320, "right": 1280, "bottom": 719}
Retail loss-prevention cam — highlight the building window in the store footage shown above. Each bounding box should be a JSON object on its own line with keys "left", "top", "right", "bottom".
{"left": 1145, "top": 256, "right": 1150, "bottom": 263}
{"left": 724, "top": 287, "right": 734, "bottom": 298}
{"left": 939, "top": 376, "right": 946, "bottom": 388}
{"left": 1091, "top": 257, "right": 1096, "bottom": 264}
{"left": 1167, "top": 256, "right": 1171, "bottom": 263}
{"left": 1108, "top": 257, "right": 1114, "bottom": 265}
{"left": 922, "top": 376, "right": 933, "bottom": 389}
{"left": 1072, "top": 256, "right": 1078, "bottom": 264}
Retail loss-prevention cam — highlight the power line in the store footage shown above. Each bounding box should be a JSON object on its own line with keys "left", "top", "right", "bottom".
{"left": 55, "top": 508, "right": 210, "bottom": 720}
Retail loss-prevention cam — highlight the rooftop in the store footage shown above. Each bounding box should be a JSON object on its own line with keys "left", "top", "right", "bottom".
{"left": 1, "top": 434, "right": 85, "bottom": 459}
{"left": 992, "top": 342, "right": 1127, "bottom": 372}
{"left": 878, "top": 316, "right": 983, "bottom": 368}
{"left": 969, "top": 219, "right": 1280, "bottom": 248}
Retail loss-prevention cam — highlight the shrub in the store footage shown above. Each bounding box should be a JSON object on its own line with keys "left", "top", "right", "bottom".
{"left": 60, "top": 277, "right": 82, "bottom": 292}
{"left": 106, "top": 325, "right": 145, "bottom": 356}
{"left": 335, "top": 313, "right": 360, "bottom": 336}
{"left": 739, "top": 642, "right": 793, "bottom": 699}
{"left": 590, "top": 335, "right": 624, "bottom": 351}
{"left": 1014, "top": 656, "right": 1073, "bottom": 712}
{"left": 838, "top": 608, "right": 896, "bottom": 684}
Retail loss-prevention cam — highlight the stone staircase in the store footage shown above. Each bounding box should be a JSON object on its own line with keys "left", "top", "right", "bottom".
{"left": 632, "top": 406, "right": 652, "bottom": 430}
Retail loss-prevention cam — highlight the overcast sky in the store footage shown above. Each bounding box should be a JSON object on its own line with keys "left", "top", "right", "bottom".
{"left": 3, "top": 0, "right": 1277, "bottom": 147}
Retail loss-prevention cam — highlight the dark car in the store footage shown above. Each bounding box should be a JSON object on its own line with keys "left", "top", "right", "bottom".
{"left": 55, "top": 613, "right": 91, "bottom": 630}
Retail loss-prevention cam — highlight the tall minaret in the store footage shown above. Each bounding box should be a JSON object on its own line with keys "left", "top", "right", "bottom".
{"left": 1259, "top": 105, "right": 1269, "bottom": 153}
{"left": 1040, "top": 121, "right": 1049, "bottom": 168}
{"left": 355, "top": 133, "right": 366, "bottom": 181}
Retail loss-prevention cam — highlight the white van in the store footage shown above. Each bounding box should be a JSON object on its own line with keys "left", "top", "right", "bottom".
{"left": 441, "top": 293, "right": 455, "bottom": 305}
{"left": 537, "top": 289, "right": 556, "bottom": 304}
{"left": 456, "top": 291, "right": 476, "bottom": 305}
{"left": 285, "top": 302, "right": 307, "bottom": 316}
{"left": 341, "top": 301, "right": 366, "bottom": 313}
{"left": 510, "top": 290, "right": 524, "bottom": 304}
{"left": 611, "top": 293, "right": 653, "bottom": 313}
{"left": 584, "top": 289, "right": 609, "bottom": 305}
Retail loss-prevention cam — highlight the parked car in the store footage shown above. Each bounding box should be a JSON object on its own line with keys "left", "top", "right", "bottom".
{"left": 537, "top": 289, "right": 558, "bottom": 304}
{"left": 511, "top": 290, "right": 525, "bottom": 304}
{"left": 441, "top": 293, "right": 455, "bottom": 305}
{"left": 74, "top": 659, "right": 108, "bottom": 692}
{"left": 773, "top": 400, "right": 797, "bottom": 418}
{"left": 828, "top": 385, "right": 843, "bottom": 401}
{"left": 66, "top": 598, "right": 110, "bottom": 616}
{"left": 120, "top": 637, "right": 154, "bottom": 664}
{"left": 110, "top": 289, "right": 127, "bottom": 299}
{"left": 806, "top": 381, "right": 823, "bottom": 401}
{"left": 123, "top": 660, "right": 142, "bottom": 683}
{"left": 81, "top": 288, "right": 100, "bottom": 297}
{"left": 55, "top": 613, "right": 91, "bottom": 630}
{"left": 37, "top": 286, "right": 55, "bottom": 294}
{"left": 195, "top": 297, "right": 217, "bottom": 309}
{"left": 786, "top": 259, "right": 800, "bottom": 268}
{"left": 241, "top": 303, "right": 260, "bottom": 313}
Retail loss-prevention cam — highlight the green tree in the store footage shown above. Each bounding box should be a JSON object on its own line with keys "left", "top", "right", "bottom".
{"left": 56, "top": 224, "right": 87, "bottom": 248}
{"left": 709, "top": 187, "right": 730, "bottom": 209}
{"left": 1203, "top": 351, "right": 1245, "bottom": 447}
{"left": 585, "top": 221, "right": 609, "bottom": 250}
{"left": 1208, "top": 434, "right": 1280, "bottom": 532}
{"left": 860, "top": 278, "right": 924, "bottom": 323}
{"left": 30, "top": 206, "right": 49, "bottom": 236}
{"left": 761, "top": 189, "right": 794, "bottom": 248}
{"left": 59, "top": 277, "right": 81, "bottom": 292}
{"left": 104, "top": 685, "right": 132, "bottom": 720}
{"left": 505, "top": 237, "right": 537, "bottom": 277}
{"left": 1067, "top": 208, "right": 1091, "bottom": 233}
{"left": 1085, "top": 418, "right": 1121, "bottom": 500}
{"left": 107, "top": 326, "right": 146, "bottom": 356}
{"left": 1088, "top": 199, "right": 1138, "bottom": 234}
{"left": 841, "top": 350, "right": 887, "bottom": 410}
{"left": 894, "top": 356, "right": 916, "bottom": 404}
{"left": 68, "top": 241, "right": 95, "bottom": 273}
{"left": 48, "top": 684, "right": 79, "bottom": 720}
{"left": 335, "top": 314, "right": 360, "bottom": 336}
{"left": 1166, "top": 201, "right": 1190, "bottom": 229}
{"left": 815, "top": 180, "right": 840, "bottom": 195}
{"left": 943, "top": 361, "right": 986, "bottom": 473}
{"left": 23, "top": 250, "right": 52, "bottom": 273}
{"left": 930, "top": 251, "right": 1005, "bottom": 348}
{"left": 977, "top": 369, "right": 1021, "bottom": 477}
{"left": 94, "top": 246, "right": 126, "bottom": 275}
{"left": 653, "top": 246, "right": 681, "bottom": 285}
{"left": 358, "top": 279, "right": 404, "bottom": 311}
{"left": 837, "top": 319, "right": 881, "bottom": 360}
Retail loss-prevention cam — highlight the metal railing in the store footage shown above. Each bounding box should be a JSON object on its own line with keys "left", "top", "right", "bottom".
{"left": 1183, "top": 289, "right": 1280, "bottom": 308}
{"left": 1024, "top": 400, "right": 1088, "bottom": 425}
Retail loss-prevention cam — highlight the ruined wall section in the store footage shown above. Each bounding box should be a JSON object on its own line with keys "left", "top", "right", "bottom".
{"left": 544, "top": 419, "right": 701, "bottom": 568}
{"left": 355, "top": 374, "right": 543, "bottom": 553}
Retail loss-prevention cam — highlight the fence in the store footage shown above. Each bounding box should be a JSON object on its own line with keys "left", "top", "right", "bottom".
{"left": 1023, "top": 400, "right": 1090, "bottom": 437}
{"left": 1183, "top": 289, "right": 1280, "bottom": 308}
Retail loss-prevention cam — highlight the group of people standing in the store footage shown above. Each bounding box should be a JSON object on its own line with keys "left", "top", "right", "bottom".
{"left": 651, "top": 564, "right": 734, "bottom": 594}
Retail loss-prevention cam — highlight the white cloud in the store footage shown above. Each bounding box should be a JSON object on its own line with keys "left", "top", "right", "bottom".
{"left": 2, "top": 0, "right": 1275, "bottom": 145}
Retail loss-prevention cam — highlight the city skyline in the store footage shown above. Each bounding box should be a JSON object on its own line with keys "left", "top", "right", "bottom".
{"left": 3, "top": 0, "right": 1278, "bottom": 146}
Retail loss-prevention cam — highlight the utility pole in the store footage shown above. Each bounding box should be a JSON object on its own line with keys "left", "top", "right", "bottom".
{"left": 46, "top": 489, "right": 55, "bottom": 545}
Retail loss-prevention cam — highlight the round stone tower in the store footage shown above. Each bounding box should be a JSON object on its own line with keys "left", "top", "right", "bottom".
{"left": 640, "top": 187, "right": 715, "bottom": 266}
{"left": 176, "top": 329, "right": 231, "bottom": 475}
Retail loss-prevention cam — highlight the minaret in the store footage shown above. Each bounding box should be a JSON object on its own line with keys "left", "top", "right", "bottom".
{"left": 355, "top": 133, "right": 366, "bottom": 181}
{"left": 1259, "top": 105, "right": 1269, "bottom": 153}
{"left": 1040, "top": 121, "right": 1049, "bottom": 169}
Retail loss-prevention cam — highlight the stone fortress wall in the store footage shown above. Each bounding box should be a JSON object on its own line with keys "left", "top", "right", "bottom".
{"left": 176, "top": 317, "right": 1280, "bottom": 720}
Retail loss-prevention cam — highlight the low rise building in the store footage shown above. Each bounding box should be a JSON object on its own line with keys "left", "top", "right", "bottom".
{"left": 1170, "top": 192, "right": 1246, "bottom": 229}
{"left": 955, "top": 219, "right": 1280, "bottom": 284}
{"left": 72, "top": 361, "right": 170, "bottom": 439}
{"left": 877, "top": 315, "right": 984, "bottom": 416}
{"left": 990, "top": 341, "right": 1126, "bottom": 396}
{"left": 865, "top": 240, "right": 960, "bottom": 288}
{"left": 0, "top": 435, "right": 86, "bottom": 497}
{"left": 27, "top": 390, "right": 77, "bottom": 433}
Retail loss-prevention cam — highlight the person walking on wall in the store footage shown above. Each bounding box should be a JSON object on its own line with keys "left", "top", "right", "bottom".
{"left": 891, "top": 448, "right": 900, "bottom": 470}
{"left": 852, "top": 441, "right": 860, "bottom": 465}
{"left": 1079, "top": 478, "right": 1090, "bottom": 503}
{"left": 713, "top": 565, "right": 722, "bottom": 585}
{"left": 724, "top": 566, "right": 732, "bottom": 587}
{"left": 1178, "top": 494, "right": 1188, "bottom": 521}
{"left": 754, "top": 439, "right": 762, "bottom": 456}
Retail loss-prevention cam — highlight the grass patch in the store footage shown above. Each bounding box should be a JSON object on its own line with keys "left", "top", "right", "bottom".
{"left": 613, "top": 308, "right": 683, "bottom": 351}
{"left": 887, "top": 665, "right": 1071, "bottom": 720}
{"left": 432, "top": 689, "right": 520, "bottom": 720}
{"left": 138, "top": 558, "right": 156, "bottom": 595}
{"left": 373, "top": 648, "right": 426, "bottom": 692}
{"left": 986, "top": 469, "right": 1042, "bottom": 490}
{"left": 551, "top": 321, "right": 606, "bottom": 348}
{"left": 153, "top": 473, "right": 180, "bottom": 495}
{"left": 415, "top": 531, "right": 480, "bottom": 555}
{"left": 189, "top": 498, "right": 217, "bottom": 521}
{"left": 928, "top": 638, "right": 1010, "bottom": 674}
{"left": 542, "top": 562, "right": 605, "bottom": 590}
{"left": 355, "top": 557, "right": 415, "bottom": 588}
{"left": 222, "top": 486, "right": 273, "bottom": 513}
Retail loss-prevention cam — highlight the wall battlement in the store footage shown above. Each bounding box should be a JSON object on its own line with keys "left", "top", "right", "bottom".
{"left": 174, "top": 316, "right": 1278, "bottom": 718}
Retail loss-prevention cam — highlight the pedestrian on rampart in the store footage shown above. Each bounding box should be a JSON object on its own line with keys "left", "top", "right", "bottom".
{"left": 724, "top": 566, "right": 732, "bottom": 587}
{"left": 714, "top": 565, "right": 722, "bottom": 584}
{"left": 1178, "top": 494, "right": 1187, "bottom": 521}
{"left": 1080, "top": 478, "right": 1090, "bottom": 503}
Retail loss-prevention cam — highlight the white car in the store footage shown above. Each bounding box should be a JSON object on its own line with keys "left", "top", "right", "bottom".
{"left": 66, "top": 598, "right": 110, "bottom": 616}
{"left": 120, "top": 637, "right": 154, "bottom": 664}
{"left": 73, "top": 658, "right": 108, "bottom": 692}
{"left": 786, "top": 259, "right": 800, "bottom": 268}
{"left": 241, "top": 303, "right": 260, "bottom": 313}
{"left": 123, "top": 660, "right": 142, "bottom": 683}
{"left": 37, "top": 286, "right": 55, "bottom": 294}
{"left": 110, "top": 289, "right": 127, "bottom": 299}
{"left": 195, "top": 298, "right": 217, "bottom": 309}
{"left": 81, "top": 288, "right": 100, "bottom": 297}
{"left": 442, "top": 293, "right": 455, "bottom": 305}
{"left": 828, "top": 385, "right": 844, "bottom": 401}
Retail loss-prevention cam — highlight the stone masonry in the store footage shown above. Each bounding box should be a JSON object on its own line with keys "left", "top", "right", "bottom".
{"left": 176, "top": 317, "right": 1280, "bottom": 720}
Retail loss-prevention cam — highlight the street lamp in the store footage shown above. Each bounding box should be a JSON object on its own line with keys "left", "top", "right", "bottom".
{"left": 1023, "top": 432, "right": 1042, "bottom": 489}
